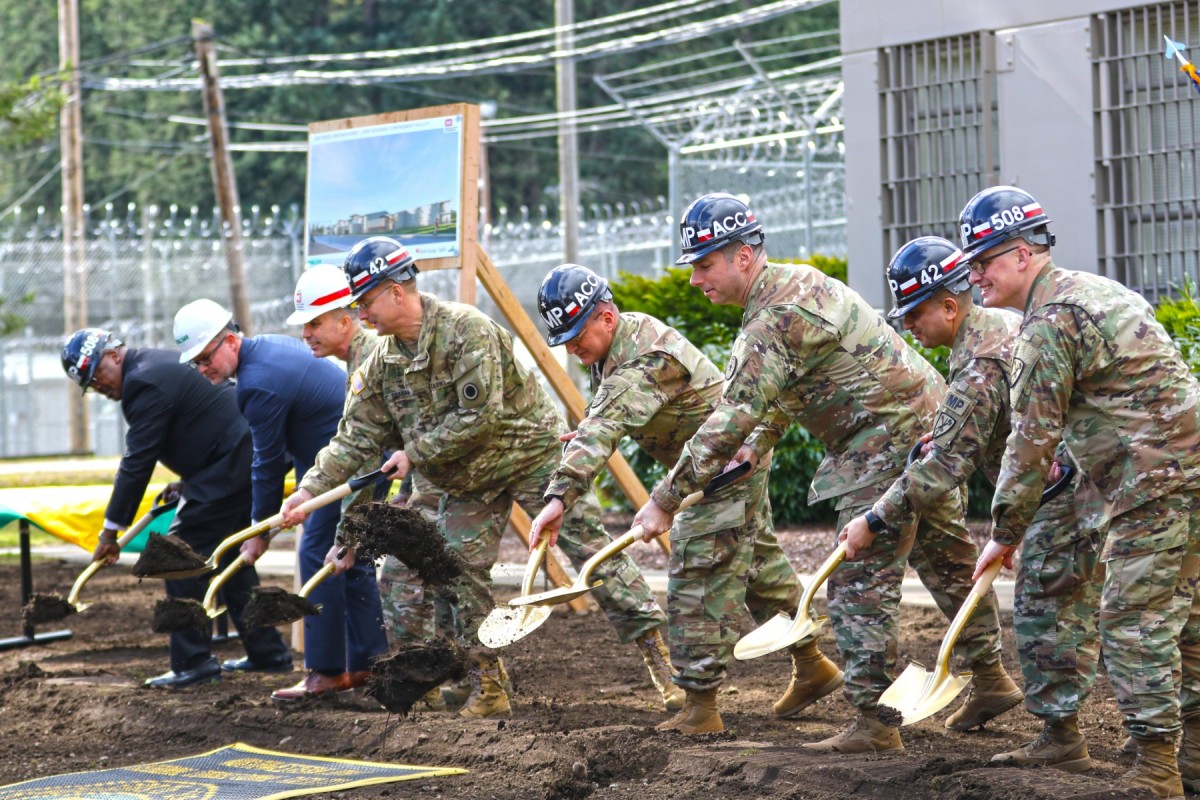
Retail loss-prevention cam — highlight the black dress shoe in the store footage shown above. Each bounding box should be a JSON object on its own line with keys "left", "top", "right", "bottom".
{"left": 145, "top": 657, "right": 222, "bottom": 688}
{"left": 221, "top": 656, "right": 294, "bottom": 673}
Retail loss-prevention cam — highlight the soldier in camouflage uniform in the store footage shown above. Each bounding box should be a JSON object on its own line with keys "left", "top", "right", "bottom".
{"left": 528, "top": 264, "right": 841, "bottom": 734}
{"left": 280, "top": 236, "right": 672, "bottom": 720}
{"left": 634, "top": 193, "right": 1009, "bottom": 755}
{"left": 963, "top": 185, "right": 1200, "bottom": 798}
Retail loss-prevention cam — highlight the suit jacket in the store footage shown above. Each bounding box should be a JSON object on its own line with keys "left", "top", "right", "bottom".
{"left": 234, "top": 335, "right": 346, "bottom": 522}
{"left": 105, "top": 348, "right": 253, "bottom": 526}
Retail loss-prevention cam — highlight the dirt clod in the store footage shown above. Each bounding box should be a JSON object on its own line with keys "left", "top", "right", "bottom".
{"left": 132, "top": 534, "right": 205, "bottom": 577}
{"left": 367, "top": 637, "right": 468, "bottom": 715}
{"left": 242, "top": 586, "right": 320, "bottom": 629}
{"left": 150, "top": 597, "right": 208, "bottom": 633}
{"left": 21, "top": 593, "right": 75, "bottom": 625}
{"left": 342, "top": 503, "right": 466, "bottom": 585}
{"left": 876, "top": 704, "right": 904, "bottom": 727}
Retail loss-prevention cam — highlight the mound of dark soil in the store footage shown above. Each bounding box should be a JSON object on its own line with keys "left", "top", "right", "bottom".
{"left": 133, "top": 534, "right": 205, "bottom": 577}
{"left": 342, "top": 502, "right": 466, "bottom": 585}
{"left": 21, "top": 593, "right": 75, "bottom": 625}
{"left": 242, "top": 586, "right": 320, "bottom": 629}
{"left": 150, "top": 597, "right": 207, "bottom": 633}
{"left": 368, "top": 637, "right": 468, "bottom": 714}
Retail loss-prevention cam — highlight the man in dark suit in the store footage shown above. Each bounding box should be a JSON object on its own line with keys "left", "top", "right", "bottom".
{"left": 62, "top": 327, "right": 292, "bottom": 688}
{"left": 173, "top": 301, "right": 387, "bottom": 701}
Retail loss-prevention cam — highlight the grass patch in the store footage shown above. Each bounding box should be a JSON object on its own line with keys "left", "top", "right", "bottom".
{"left": 0, "top": 528, "right": 65, "bottom": 549}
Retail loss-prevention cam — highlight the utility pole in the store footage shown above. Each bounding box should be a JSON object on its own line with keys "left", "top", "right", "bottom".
{"left": 59, "top": 0, "right": 88, "bottom": 453}
{"left": 192, "top": 20, "right": 252, "bottom": 333}
{"left": 555, "top": 0, "right": 580, "bottom": 264}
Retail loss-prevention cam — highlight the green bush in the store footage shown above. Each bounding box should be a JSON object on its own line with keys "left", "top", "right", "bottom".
{"left": 1156, "top": 279, "right": 1200, "bottom": 375}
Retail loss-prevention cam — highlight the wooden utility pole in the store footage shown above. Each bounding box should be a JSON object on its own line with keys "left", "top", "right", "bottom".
{"left": 59, "top": 0, "right": 88, "bottom": 453}
{"left": 555, "top": 0, "right": 580, "bottom": 265}
{"left": 192, "top": 20, "right": 252, "bottom": 333}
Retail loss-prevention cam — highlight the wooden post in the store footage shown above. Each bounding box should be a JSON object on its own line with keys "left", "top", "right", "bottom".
{"left": 192, "top": 20, "right": 253, "bottom": 333}
{"left": 475, "top": 247, "right": 669, "bottom": 554}
{"left": 59, "top": 0, "right": 88, "bottom": 454}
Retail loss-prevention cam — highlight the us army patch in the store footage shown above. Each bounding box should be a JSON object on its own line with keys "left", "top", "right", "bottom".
{"left": 724, "top": 355, "right": 739, "bottom": 381}
{"left": 932, "top": 411, "right": 957, "bottom": 440}
{"left": 351, "top": 371, "right": 365, "bottom": 395}
{"left": 1008, "top": 339, "right": 1041, "bottom": 404}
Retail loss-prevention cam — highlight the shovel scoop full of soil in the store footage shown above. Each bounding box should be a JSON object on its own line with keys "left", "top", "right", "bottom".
{"left": 133, "top": 534, "right": 206, "bottom": 578}
{"left": 342, "top": 503, "right": 467, "bottom": 585}
{"left": 21, "top": 594, "right": 76, "bottom": 626}
{"left": 242, "top": 586, "right": 320, "bottom": 629}
{"left": 367, "top": 637, "right": 468, "bottom": 715}
{"left": 151, "top": 597, "right": 209, "bottom": 633}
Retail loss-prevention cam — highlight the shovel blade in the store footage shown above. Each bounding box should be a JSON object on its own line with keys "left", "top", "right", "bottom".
{"left": 878, "top": 662, "right": 972, "bottom": 727}
{"left": 733, "top": 611, "right": 828, "bottom": 660}
{"left": 506, "top": 579, "right": 603, "bottom": 608}
{"left": 477, "top": 605, "right": 554, "bottom": 648}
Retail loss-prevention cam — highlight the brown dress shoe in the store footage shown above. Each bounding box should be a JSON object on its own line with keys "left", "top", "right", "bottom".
{"left": 271, "top": 671, "right": 348, "bottom": 701}
{"left": 343, "top": 670, "right": 372, "bottom": 690}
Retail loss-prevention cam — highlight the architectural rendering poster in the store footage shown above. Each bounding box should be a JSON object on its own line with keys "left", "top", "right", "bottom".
{"left": 305, "top": 113, "right": 464, "bottom": 268}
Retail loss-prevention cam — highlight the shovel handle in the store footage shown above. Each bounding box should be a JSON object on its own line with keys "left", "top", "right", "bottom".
{"left": 299, "top": 563, "right": 337, "bottom": 598}
{"left": 521, "top": 538, "right": 549, "bottom": 596}
{"left": 203, "top": 527, "right": 282, "bottom": 616}
{"left": 793, "top": 542, "right": 846, "bottom": 620}
{"left": 933, "top": 558, "right": 1003, "bottom": 672}
{"left": 67, "top": 503, "right": 174, "bottom": 607}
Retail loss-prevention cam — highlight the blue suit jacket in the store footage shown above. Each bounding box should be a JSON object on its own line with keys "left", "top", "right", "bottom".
{"left": 235, "top": 335, "right": 347, "bottom": 522}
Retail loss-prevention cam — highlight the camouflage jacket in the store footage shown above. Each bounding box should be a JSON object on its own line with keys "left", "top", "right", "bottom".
{"left": 300, "top": 292, "right": 565, "bottom": 501}
{"left": 544, "top": 312, "right": 749, "bottom": 510}
{"left": 345, "top": 325, "right": 379, "bottom": 375}
{"left": 873, "top": 305, "right": 1019, "bottom": 525}
{"left": 992, "top": 262, "right": 1200, "bottom": 554}
{"left": 651, "top": 261, "right": 946, "bottom": 513}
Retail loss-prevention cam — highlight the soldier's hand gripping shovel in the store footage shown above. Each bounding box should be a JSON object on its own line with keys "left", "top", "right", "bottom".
{"left": 733, "top": 541, "right": 847, "bottom": 660}
{"left": 135, "top": 468, "right": 384, "bottom": 580}
{"left": 879, "top": 463, "right": 1075, "bottom": 726}
{"left": 477, "top": 538, "right": 554, "bottom": 648}
{"left": 508, "top": 460, "right": 752, "bottom": 609}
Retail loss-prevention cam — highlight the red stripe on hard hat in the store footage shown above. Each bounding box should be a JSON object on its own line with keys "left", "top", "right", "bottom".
{"left": 386, "top": 248, "right": 409, "bottom": 265}
{"left": 353, "top": 272, "right": 371, "bottom": 287}
{"left": 940, "top": 253, "right": 961, "bottom": 272}
{"left": 312, "top": 286, "right": 351, "bottom": 307}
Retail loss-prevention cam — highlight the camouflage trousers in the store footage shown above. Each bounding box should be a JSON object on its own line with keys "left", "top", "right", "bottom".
{"left": 666, "top": 467, "right": 803, "bottom": 690}
{"left": 1100, "top": 488, "right": 1200, "bottom": 740}
{"left": 829, "top": 481, "right": 1004, "bottom": 712}
{"left": 378, "top": 461, "right": 666, "bottom": 647}
{"left": 1013, "top": 483, "right": 1104, "bottom": 722}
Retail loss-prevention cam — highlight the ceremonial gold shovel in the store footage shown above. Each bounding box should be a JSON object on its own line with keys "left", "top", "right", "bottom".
{"left": 508, "top": 461, "right": 752, "bottom": 609}
{"left": 879, "top": 463, "right": 1075, "bottom": 725}
{"left": 201, "top": 527, "right": 282, "bottom": 617}
{"left": 142, "top": 468, "right": 384, "bottom": 580}
{"left": 66, "top": 497, "right": 178, "bottom": 611}
{"left": 477, "top": 538, "right": 554, "bottom": 648}
{"left": 733, "top": 541, "right": 846, "bottom": 660}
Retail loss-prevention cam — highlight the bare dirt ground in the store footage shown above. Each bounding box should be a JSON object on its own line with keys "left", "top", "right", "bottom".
{"left": 0, "top": 528, "right": 1158, "bottom": 800}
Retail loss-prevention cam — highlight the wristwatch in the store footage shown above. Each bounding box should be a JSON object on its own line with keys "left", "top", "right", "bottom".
{"left": 864, "top": 510, "right": 890, "bottom": 535}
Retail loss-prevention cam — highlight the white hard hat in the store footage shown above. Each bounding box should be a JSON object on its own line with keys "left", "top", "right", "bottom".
{"left": 174, "top": 298, "right": 233, "bottom": 363}
{"left": 286, "top": 265, "right": 353, "bottom": 325}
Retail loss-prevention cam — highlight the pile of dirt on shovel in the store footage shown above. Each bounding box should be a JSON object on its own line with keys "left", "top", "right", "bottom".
{"left": 242, "top": 586, "right": 320, "bottom": 629}
{"left": 132, "top": 534, "right": 205, "bottom": 577}
{"left": 150, "top": 597, "right": 208, "bottom": 633}
{"left": 367, "top": 637, "right": 468, "bottom": 715}
{"left": 342, "top": 503, "right": 466, "bottom": 585}
{"left": 21, "top": 593, "right": 75, "bottom": 625}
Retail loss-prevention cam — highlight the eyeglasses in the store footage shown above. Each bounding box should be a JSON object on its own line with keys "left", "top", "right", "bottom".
{"left": 968, "top": 244, "right": 1022, "bottom": 276}
{"left": 189, "top": 336, "right": 228, "bottom": 369}
{"left": 351, "top": 283, "right": 390, "bottom": 313}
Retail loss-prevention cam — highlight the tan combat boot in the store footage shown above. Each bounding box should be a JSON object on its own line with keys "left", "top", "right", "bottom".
{"left": 656, "top": 688, "right": 723, "bottom": 734}
{"left": 1125, "top": 737, "right": 1185, "bottom": 798}
{"left": 773, "top": 640, "right": 844, "bottom": 718}
{"left": 801, "top": 711, "right": 904, "bottom": 754}
{"left": 635, "top": 629, "right": 685, "bottom": 711}
{"left": 443, "top": 662, "right": 512, "bottom": 710}
{"left": 1179, "top": 716, "right": 1200, "bottom": 792}
{"left": 412, "top": 686, "right": 447, "bottom": 712}
{"left": 460, "top": 654, "right": 512, "bottom": 719}
{"left": 990, "top": 715, "right": 1092, "bottom": 773}
{"left": 944, "top": 658, "right": 1024, "bottom": 731}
